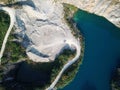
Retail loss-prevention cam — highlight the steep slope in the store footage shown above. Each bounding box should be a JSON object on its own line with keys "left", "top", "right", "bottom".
{"left": 59, "top": 0, "right": 120, "bottom": 28}
{"left": 14, "top": 0, "right": 80, "bottom": 62}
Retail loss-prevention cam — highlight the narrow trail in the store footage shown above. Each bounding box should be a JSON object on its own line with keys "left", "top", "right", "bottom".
{"left": 47, "top": 39, "right": 81, "bottom": 90}
{"left": 0, "top": 6, "right": 15, "bottom": 64}
{"left": 0, "top": 4, "right": 81, "bottom": 90}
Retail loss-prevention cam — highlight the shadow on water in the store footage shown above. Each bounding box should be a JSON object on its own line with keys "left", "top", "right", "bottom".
{"left": 0, "top": 45, "right": 74, "bottom": 90}
{"left": 0, "top": 61, "right": 53, "bottom": 90}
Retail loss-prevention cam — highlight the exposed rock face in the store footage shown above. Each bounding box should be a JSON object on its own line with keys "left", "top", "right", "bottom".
{"left": 14, "top": 0, "right": 120, "bottom": 62}
{"left": 59, "top": 0, "right": 120, "bottom": 28}
{"left": 15, "top": 0, "right": 78, "bottom": 62}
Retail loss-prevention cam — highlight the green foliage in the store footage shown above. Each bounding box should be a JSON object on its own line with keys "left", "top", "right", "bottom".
{"left": 51, "top": 50, "right": 76, "bottom": 82}
{"left": 23, "top": 49, "right": 76, "bottom": 90}
{"left": 53, "top": 4, "right": 84, "bottom": 89}
{"left": 0, "top": 11, "right": 10, "bottom": 86}
{"left": 0, "top": 11, "right": 10, "bottom": 48}
{"left": 56, "top": 40, "right": 84, "bottom": 89}
{"left": 111, "top": 68, "right": 120, "bottom": 90}
{"left": 0, "top": 87, "right": 5, "bottom": 90}
{"left": 30, "top": 50, "right": 73, "bottom": 79}
{"left": 63, "top": 3, "right": 78, "bottom": 18}
{"left": 0, "top": 4, "right": 84, "bottom": 90}
{"left": 50, "top": 4, "right": 85, "bottom": 89}
{"left": 63, "top": 3, "right": 80, "bottom": 38}
{"left": 0, "top": 10, "right": 26, "bottom": 64}
{"left": 1, "top": 32, "right": 26, "bottom": 65}
{"left": 0, "top": 0, "right": 15, "bottom": 4}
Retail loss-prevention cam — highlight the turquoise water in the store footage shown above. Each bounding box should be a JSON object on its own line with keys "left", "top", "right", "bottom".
{"left": 63, "top": 10, "right": 120, "bottom": 90}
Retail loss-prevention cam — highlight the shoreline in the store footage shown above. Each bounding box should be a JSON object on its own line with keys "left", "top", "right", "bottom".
{"left": 0, "top": 1, "right": 82, "bottom": 90}
{"left": 46, "top": 3, "right": 83, "bottom": 90}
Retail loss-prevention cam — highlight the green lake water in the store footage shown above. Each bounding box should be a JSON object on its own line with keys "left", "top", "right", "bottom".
{"left": 63, "top": 9, "right": 120, "bottom": 90}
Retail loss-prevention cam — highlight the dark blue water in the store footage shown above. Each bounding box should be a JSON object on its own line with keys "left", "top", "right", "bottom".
{"left": 63, "top": 10, "right": 120, "bottom": 90}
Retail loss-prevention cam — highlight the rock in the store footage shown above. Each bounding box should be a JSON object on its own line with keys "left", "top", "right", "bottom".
{"left": 14, "top": 0, "right": 120, "bottom": 62}
{"left": 15, "top": 0, "right": 79, "bottom": 62}
{"left": 59, "top": 0, "right": 120, "bottom": 28}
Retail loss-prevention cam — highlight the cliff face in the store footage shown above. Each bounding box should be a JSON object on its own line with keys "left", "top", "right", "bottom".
{"left": 1, "top": 0, "right": 119, "bottom": 62}
{"left": 59, "top": 0, "right": 120, "bottom": 28}
{"left": 13, "top": 0, "right": 120, "bottom": 62}
{"left": 14, "top": 0, "right": 79, "bottom": 62}
{"left": 1, "top": 0, "right": 120, "bottom": 28}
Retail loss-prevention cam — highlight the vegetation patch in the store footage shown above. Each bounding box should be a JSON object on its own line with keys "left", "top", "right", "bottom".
{"left": 13, "top": 4, "right": 84, "bottom": 90}
{"left": 0, "top": 10, "right": 9, "bottom": 90}
{"left": 1, "top": 31, "right": 27, "bottom": 65}
{"left": 0, "top": 0, "right": 15, "bottom": 4}
{"left": 10, "top": 49, "right": 76, "bottom": 90}
{"left": 0, "top": 11, "right": 27, "bottom": 90}
{"left": 0, "top": 10, "right": 10, "bottom": 48}
{"left": 56, "top": 39, "right": 84, "bottom": 89}
{"left": 111, "top": 68, "right": 120, "bottom": 90}
{"left": 54, "top": 3, "right": 85, "bottom": 89}
{"left": 63, "top": 3, "right": 80, "bottom": 38}
{"left": 0, "top": 3, "right": 84, "bottom": 90}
